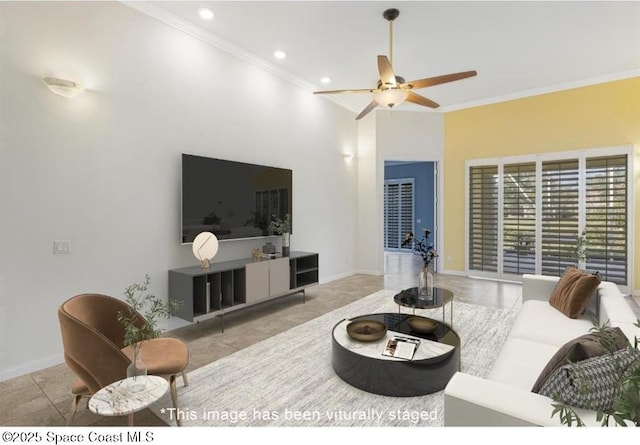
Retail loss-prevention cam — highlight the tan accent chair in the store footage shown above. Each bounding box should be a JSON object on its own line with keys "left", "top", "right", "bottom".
{"left": 58, "top": 293, "right": 189, "bottom": 426}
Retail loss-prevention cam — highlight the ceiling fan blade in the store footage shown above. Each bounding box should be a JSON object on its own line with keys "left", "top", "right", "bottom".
{"left": 314, "top": 88, "right": 376, "bottom": 95}
{"left": 377, "top": 55, "right": 397, "bottom": 88}
{"left": 403, "top": 70, "right": 477, "bottom": 90}
{"left": 356, "top": 100, "right": 379, "bottom": 120}
{"left": 406, "top": 91, "right": 440, "bottom": 108}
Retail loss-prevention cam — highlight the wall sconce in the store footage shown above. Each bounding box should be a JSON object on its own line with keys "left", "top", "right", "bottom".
{"left": 343, "top": 153, "right": 354, "bottom": 161}
{"left": 43, "top": 77, "right": 84, "bottom": 98}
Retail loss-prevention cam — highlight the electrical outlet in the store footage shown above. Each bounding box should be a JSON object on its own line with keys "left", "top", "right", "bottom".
{"left": 53, "top": 240, "right": 71, "bottom": 254}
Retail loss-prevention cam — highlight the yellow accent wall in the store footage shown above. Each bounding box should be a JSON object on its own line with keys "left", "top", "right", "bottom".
{"left": 444, "top": 76, "right": 640, "bottom": 289}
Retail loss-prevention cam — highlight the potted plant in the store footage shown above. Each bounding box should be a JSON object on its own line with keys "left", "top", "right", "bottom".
{"left": 117, "top": 274, "right": 181, "bottom": 390}
{"left": 573, "top": 229, "right": 588, "bottom": 266}
{"left": 402, "top": 228, "right": 438, "bottom": 299}
{"left": 270, "top": 213, "right": 291, "bottom": 256}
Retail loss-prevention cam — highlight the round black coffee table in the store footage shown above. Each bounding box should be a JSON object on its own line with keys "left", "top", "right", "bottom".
{"left": 394, "top": 287, "right": 454, "bottom": 327}
{"left": 331, "top": 313, "right": 460, "bottom": 397}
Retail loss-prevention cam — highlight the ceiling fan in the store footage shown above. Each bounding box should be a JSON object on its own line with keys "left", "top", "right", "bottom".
{"left": 314, "top": 8, "right": 477, "bottom": 120}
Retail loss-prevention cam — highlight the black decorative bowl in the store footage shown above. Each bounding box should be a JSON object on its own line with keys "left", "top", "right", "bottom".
{"left": 346, "top": 320, "right": 387, "bottom": 342}
{"left": 407, "top": 316, "right": 438, "bottom": 334}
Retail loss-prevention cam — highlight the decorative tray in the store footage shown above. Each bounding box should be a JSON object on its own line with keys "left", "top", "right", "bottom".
{"left": 407, "top": 316, "right": 438, "bottom": 334}
{"left": 346, "top": 320, "right": 387, "bottom": 342}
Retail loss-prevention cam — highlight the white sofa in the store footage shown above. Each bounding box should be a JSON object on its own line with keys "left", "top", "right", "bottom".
{"left": 444, "top": 274, "right": 640, "bottom": 426}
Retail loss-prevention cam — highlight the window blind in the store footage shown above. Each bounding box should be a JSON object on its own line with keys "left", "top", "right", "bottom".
{"left": 541, "top": 159, "right": 579, "bottom": 277}
{"left": 384, "top": 180, "right": 415, "bottom": 250}
{"left": 468, "top": 166, "right": 498, "bottom": 272}
{"left": 585, "top": 155, "right": 627, "bottom": 284}
{"left": 503, "top": 163, "right": 536, "bottom": 275}
{"left": 467, "top": 152, "right": 629, "bottom": 286}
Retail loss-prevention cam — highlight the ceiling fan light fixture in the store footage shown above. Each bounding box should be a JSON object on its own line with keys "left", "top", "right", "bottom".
{"left": 312, "top": 8, "right": 476, "bottom": 120}
{"left": 374, "top": 88, "right": 408, "bottom": 108}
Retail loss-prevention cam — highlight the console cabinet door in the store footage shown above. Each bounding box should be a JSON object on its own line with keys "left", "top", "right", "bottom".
{"left": 245, "top": 260, "right": 269, "bottom": 304}
{"left": 269, "top": 257, "right": 290, "bottom": 296}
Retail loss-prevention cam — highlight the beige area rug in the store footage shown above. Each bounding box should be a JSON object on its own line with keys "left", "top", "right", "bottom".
{"left": 149, "top": 289, "right": 518, "bottom": 427}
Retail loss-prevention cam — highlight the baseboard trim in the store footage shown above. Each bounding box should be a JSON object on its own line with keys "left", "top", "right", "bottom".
{"left": 0, "top": 352, "right": 63, "bottom": 383}
{"left": 353, "top": 269, "right": 384, "bottom": 276}
{"left": 440, "top": 269, "right": 467, "bottom": 277}
{"left": 319, "top": 270, "right": 357, "bottom": 285}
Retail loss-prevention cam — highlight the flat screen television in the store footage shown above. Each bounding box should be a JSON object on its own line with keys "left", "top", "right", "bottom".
{"left": 181, "top": 154, "right": 292, "bottom": 243}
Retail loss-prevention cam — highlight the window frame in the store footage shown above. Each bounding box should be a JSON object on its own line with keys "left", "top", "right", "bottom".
{"left": 464, "top": 145, "right": 633, "bottom": 293}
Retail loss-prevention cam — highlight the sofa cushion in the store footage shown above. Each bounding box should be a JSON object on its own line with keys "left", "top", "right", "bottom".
{"left": 538, "top": 348, "right": 640, "bottom": 412}
{"left": 549, "top": 267, "right": 601, "bottom": 319}
{"left": 509, "top": 300, "right": 594, "bottom": 348}
{"left": 488, "top": 337, "right": 560, "bottom": 391}
{"left": 531, "top": 327, "right": 629, "bottom": 393}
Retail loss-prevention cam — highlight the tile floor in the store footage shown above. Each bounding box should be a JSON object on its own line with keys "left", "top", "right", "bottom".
{"left": 0, "top": 253, "right": 524, "bottom": 427}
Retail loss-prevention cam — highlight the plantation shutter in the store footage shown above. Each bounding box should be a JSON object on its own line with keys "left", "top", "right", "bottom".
{"left": 384, "top": 183, "right": 399, "bottom": 249}
{"left": 468, "top": 166, "right": 498, "bottom": 272}
{"left": 399, "top": 182, "right": 414, "bottom": 248}
{"left": 502, "top": 163, "right": 536, "bottom": 275}
{"left": 384, "top": 180, "right": 415, "bottom": 250}
{"left": 585, "top": 155, "right": 627, "bottom": 284}
{"left": 541, "top": 159, "right": 579, "bottom": 276}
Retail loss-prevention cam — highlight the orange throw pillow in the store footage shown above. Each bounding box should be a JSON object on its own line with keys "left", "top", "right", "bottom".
{"left": 549, "top": 267, "right": 601, "bottom": 319}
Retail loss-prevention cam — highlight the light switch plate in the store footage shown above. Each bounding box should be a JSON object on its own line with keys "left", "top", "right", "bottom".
{"left": 53, "top": 240, "right": 71, "bottom": 254}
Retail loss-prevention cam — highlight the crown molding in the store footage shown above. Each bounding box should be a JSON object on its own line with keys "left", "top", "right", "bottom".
{"left": 122, "top": 2, "right": 639, "bottom": 116}
{"left": 120, "top": 1, "right": 360, "bottom": 114}
{"left": 440, "top": 69, "right": 640, "bottom": 112}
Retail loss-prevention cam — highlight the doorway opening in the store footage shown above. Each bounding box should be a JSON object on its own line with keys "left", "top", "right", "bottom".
{"left": 383, "top": 161, "right": 438, "bottom": 289}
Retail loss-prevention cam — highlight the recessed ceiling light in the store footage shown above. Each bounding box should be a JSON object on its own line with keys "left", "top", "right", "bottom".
{"left": 320, "top": 77, "right": 331, "bottom": 84}
{"left": 198, "top": 8, "right": 214, "bottom": 20}
{"left": 273, "top": 50, "right": 286, "bottom": 60}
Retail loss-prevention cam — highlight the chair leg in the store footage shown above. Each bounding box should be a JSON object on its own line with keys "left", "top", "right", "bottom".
{"left": 169, "top": 375, "right": 182, "bottom": 427}
{"left": 67, "top": 394, "right": 83, "bottom": 426}
{"left": 182, "top": 370, "right": 189, "bottom": 387}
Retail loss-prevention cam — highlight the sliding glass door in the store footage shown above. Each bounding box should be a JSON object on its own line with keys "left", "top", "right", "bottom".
{"left": 584, "top": 155, "right": 628, "bottom": 284}
{"left": 466, "top": 148, "right": 630, "bottom": 287}
{"left": 468, "top": 166, "right": 498, "bottom": 272}
{"left": 540, "top": 159, "right": 579, "bottom": 277}
{"left": 503, "top": 162, "right": 536, "bottom": 275}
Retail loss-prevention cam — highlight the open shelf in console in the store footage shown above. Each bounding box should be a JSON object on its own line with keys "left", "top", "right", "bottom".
{"left": 289, "top": 252, "right": 319, "bottom": 289}
{"left": 192, "top": 275, "right": 208, "bottom": 318}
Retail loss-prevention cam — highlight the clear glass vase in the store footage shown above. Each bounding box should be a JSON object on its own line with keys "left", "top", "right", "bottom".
{"left": 126, "top": 344, "right": 148, "bottom": 392}
{"left": 418, "top": 268, "right": 434, "bottom": 300}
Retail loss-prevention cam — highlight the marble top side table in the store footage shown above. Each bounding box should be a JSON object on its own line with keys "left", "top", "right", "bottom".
{"left": 88, "top": 376, "right": 169, "bottom": 426}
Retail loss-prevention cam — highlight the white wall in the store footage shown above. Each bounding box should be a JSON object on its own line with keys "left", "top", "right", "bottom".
{"left": 376, "top": 111, "right": 445, "bottom": 160}
{"left": 356, "top": 110, "right": 445, "bottom": 274}
{"left": 355, "top": 114, "right": 379, "bottom": 274}
{"left": 0, "top": 2, "right": 358, "bottom": 380}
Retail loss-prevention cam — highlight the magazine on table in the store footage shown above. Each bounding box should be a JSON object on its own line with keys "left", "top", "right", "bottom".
{"left": 382, "top": 336, "right": 420, "bottom": 360}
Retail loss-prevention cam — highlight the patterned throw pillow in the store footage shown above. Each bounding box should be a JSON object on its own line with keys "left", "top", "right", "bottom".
{"left": 539, "top": 348, "right": 640, "bottom": 412}
{"left": 531, "top": 327, "right": 630, "bottom": 393}
{"left": 549, "top": 267, "right": 601, "bottom": 319}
